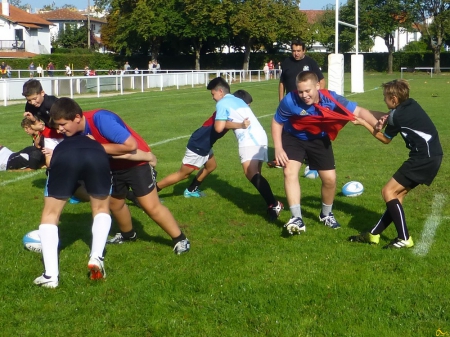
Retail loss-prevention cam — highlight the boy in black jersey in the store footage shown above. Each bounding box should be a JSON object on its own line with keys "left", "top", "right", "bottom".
{"left": 22, "top": 79, "right": 58, "bottom": 127}
{"left": 349, "top": 79, "right": 443, "bottom": 249}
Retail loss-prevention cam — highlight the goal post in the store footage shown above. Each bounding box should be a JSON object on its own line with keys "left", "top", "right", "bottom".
{"left": 327, "top": 0, "right": 364, "bottom": 95}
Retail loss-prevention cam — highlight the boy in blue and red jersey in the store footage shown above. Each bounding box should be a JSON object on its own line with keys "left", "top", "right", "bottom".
{"left": 50, "top": 97, "right": 190, "bottom": 254}
{"left": 272, "top": 71, "right": 384, "bottom": 234}
{"left": 156, "top": 90, "right": 252, "bottom": 198}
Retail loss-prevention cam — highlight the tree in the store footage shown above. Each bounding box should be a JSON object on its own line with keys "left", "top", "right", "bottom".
{"left": 409, "top": 0, "right": 450, "bottom": 73}
{"left": 229, "top": 0, "right": 308, "bottom": 71}
{"left": 341, "top": 0, "right": 416, "bottom": 73}
{"left": 9, "top": 0, "right": 31, "bottom": 11}
{"left": 54, "top": 24, "right": 96, "bottom": 49}
{"left": 173, "top": 0, "right": 227, "bottom": 70}
{"left": 101, "top": 0, "right": 176, "bottom": 57}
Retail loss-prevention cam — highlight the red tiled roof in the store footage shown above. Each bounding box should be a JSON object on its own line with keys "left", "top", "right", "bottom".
{"left": 38, "top": 8, "right": 86, "bottom": 21}
{"left": 0, "top": 51, "right": 37, "bottom": 59}
{"left": 0, "top": 4, "right": 52, "bottom": 28}
{"left": 301, "top": 10, "right": 326, "bottom": 24}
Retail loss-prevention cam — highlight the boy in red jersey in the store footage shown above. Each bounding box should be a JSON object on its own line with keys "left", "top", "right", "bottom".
{"left": 50, "top": 97, "right": 190, "bottom": 254}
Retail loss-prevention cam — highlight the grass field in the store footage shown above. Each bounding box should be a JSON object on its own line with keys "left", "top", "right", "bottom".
{"left": 0, "top": 72, "right": 449, "bottom": 336}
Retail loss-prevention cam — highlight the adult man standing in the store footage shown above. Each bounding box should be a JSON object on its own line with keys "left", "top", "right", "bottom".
{"left": 279, "top": 39, "right": 325, "bottom": 101}
{"left": 272, "top": 71, "right": 383, "bottom": 234}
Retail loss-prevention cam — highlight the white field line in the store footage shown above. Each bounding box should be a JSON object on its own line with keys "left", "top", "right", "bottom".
{"left": 0, "top": 170, "right": 43, "bottom": 186}
{"left": 413, "top": 193, "right": 446, "bottom": 257}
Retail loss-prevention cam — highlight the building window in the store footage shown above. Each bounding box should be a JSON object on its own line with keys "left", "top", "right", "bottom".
{"left": 15, "top": 29, "right": 23, "bottom": 40}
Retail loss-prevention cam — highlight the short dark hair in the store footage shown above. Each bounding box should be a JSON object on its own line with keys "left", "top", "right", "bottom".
{"left": 22, "top": 79, "right": 43, "bottom": 97}
{"left": 291, "top": 39, "right": 306, "bottom": 50}
{"left": 50, "top": 97, "right": 83, "bottom": 121}
{"left": 296, "top": 71, "right": 318, "bottom": 84}
{"left": 207, "top": 77, "right": 230, "bottom": 93}
{"left": 232, "top": 90, "right": 253, "bottom": 104}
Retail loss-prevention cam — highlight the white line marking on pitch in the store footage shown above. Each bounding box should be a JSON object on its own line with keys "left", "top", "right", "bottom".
{"left": 413, "top": 193, "right": 446, "bottom": 257}
{"left": 0, "top": 170, "right": 43, "bottom": 187}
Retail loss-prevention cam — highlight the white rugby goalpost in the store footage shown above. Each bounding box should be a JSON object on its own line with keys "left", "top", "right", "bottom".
{"left": 328, "top": 0, "right": 364, "bottom": 95}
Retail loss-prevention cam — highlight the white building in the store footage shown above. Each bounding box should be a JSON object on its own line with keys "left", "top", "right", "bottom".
{"left": 0, "top": 0, "right": 52, "bottom": 57}
{"left": 38, "top": 8, "right": 107, "bottom": 51}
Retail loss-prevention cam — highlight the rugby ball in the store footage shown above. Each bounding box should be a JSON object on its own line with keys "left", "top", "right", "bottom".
{"left": 304, "top": 166, "right": 319, "bottom": 179}
{"left": 23, "top": 230, "right": 42, "bottom": 253}
{"left": 342, "top": 181, "right": 364, "bottom": 197}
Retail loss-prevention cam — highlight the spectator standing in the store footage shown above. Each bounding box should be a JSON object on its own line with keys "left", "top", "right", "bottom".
{"left": 0, "top": 62, "right": 6, "bottom": 78}
{"left": 47, "top": 62, "right": 54, "bottom": 77}
{"left": 263, "top": 63, "right": 269, "bottom": 80}
{"left": 268, "top": 60, "right": 274, "bottom": 79}
{"left": 276, "top": 62, "right": 282, "bottom": 79}
{"left": 124, "top": 61, "right": 131, "bottom": 74}
{"left": 36, "top": 64, "right": 43, "bottom": 77}
{"left": 28, "top": 62, "right": 35, "bottom": 78}
{"left": 6, "top": 64, "right": 12, "bottom": 78}
{"left": 65, "top": 64, "right": 72, "bottom": 76}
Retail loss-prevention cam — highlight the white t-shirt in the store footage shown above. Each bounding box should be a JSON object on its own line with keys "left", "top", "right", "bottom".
{"left": 0, "top": 147, "right": 13, "bottom": 171}
{"left": 44, "top": 137, "right": 63, "bottom": 150}
{"left": 215, "top": 94, "right": 267, "bottom": 147}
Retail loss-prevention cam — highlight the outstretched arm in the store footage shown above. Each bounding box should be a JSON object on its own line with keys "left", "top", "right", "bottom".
{"left": 353, "top": 116, "right": 391, "bottom": 144}
{"left": 353, "top": 106, "right": 388, "bottom": 127}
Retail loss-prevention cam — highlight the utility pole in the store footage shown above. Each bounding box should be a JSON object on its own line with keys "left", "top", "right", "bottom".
{"left": 87, "top": 0, "right": 91, "bottom": 49}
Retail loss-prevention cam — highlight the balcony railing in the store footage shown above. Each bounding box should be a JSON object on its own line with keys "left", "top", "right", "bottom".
{"left": 0, "top": 40, "right": 25, "bottom": 50}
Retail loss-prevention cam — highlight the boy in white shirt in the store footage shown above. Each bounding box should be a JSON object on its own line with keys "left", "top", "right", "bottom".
{"left": 208, "top": 77, "right": 283, "bottom": 221}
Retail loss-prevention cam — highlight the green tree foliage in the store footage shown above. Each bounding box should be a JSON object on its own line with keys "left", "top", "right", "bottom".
{"left": 54, "top": 24, "right": 97, "bottom": 50}
{"left": 228, "top": 0, "right": 308, "bottom": 70}
{"left": 9, "top": 0, "right": 31, "bottom": 11}
{"left": 408, "top": 0, "right": 450, "bottom": 73}
{"left": 101, "top": 0, "right": 309, "bottom": 70}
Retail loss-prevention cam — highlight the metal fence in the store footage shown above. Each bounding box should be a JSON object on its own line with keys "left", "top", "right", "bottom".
{"left": 0, "top": 69, "right": 279, "bottom": 106}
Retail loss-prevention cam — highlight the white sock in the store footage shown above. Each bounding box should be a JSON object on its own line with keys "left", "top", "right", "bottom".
{"left": 39, "top": 224, "right": 59, "bottom": 278}
{"left": 91, "top": 213, "right": 111, "bottom": 258}
{"left": 322, "top": 203, "right": 333, "bottom": 216}
{"left": 290, "top": 204, "right": 302, "bottom": 218}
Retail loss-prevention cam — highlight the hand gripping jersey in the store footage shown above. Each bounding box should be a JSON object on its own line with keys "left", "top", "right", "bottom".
{"left": 288, "top": 89, "right": 355, "bottom": 141}
{"left": 84, "top": 109, "right": 151, "bottom": 170}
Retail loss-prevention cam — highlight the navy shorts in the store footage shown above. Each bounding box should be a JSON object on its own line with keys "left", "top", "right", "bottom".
{"left": 111, "top": 164, "right": 157, "bottom": 198}
{"left": 282, "top": 131, "right": 335, "bottom": 170}
{"left": 45, "top": 137, "right": 112, "bottom": 198}
{"left": 393, "top": 155, "right": 442, "bottom": 188}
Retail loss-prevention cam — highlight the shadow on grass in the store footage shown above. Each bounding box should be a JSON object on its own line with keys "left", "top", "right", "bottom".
{"left": 31, "top": 177, "right": 47, "bottom": 189}
{"left": 300, "top": 195, "right": 391, "bottom": 239}
{"left": 158, "top": 172, "right": 287, "bottom": 228}
{"left": 57, "top": 210, "right": 173, "bottom": 252}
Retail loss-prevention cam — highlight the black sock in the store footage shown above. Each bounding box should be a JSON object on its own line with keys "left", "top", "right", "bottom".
{"left": 386, "top": 199, "right": 409, "bottom": 240}
{"left": 121, "top": 229, "right": 136, "bottom": 239}
{"left": 187, "top": 178, "right": 201, "bottom": 192}
{"left": 250, "top": 173, "right": 276, "bottom": 206}
{"left": 370, "top": 210, "right": 392, "bottom": 235}
{"left": 172, "top": 232, "right": 186, "bottom": 245}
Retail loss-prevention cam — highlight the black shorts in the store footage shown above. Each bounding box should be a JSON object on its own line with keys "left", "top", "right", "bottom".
{"left": 282, "top": 131, "right": 335, "bottom": 170}
{"left": 112, "top": 164, "right": 157, "bottom": 198}
{"left": 7, "top": 146, "right": 44, "bottom": 170}
{"left": 393, "top": 155, "right": 442, "bottom": 188}
{"left": 45, "top": 137, "right": 112, "bottom": 198}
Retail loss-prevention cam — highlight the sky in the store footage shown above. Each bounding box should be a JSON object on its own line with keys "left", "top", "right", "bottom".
{"left": 29, "top": 0, "right": 342, "bottom": 12}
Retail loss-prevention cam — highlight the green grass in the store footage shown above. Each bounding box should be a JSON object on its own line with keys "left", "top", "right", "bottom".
{"left": 1, "top": 72, "right": 449, "bottom": 336}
